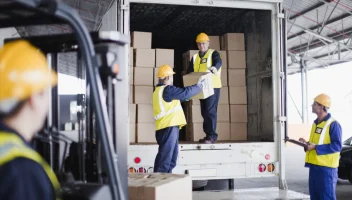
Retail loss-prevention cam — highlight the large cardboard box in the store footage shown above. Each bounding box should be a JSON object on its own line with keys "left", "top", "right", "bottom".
{"left": 186, "top": 123, "right": 204, "bottom": 142}
{"left": 229, "top": 87, "right": 247, "bottom": 104}
{"left": 230, "top": 105, "right": 247, "bottom": 122}
{"left": 134, "top": 67, "right": 154, "bottom": 86}
{"left": 129, "top": 104, "right": 136, "bottom": 123}
{"left": 153, "top": 68, "right": 159, "bottom": 86}
{"left": 228, "top": 51, "right": 246, "bottom": 69}
{"left": 190, "top": 105, "right": 202, "bottom": 123}
{"left": 218, "top": 50, "right": 228, "bottom": 68}
{"left": 128, "top": 173, "right": 192, "bottom": 200}
{"left": 136, "top": 123, "right": 156, "bottom": 143}
{"left": 217, "top": 122, "right": 230, "bottom": 141}
{"left": 134, "top": 86, "right": 153, "bottom": 104}
{"left": 134, "top": 49, "right": 156, "bottom": 67}
{"left": 209, "top": 36, "right": 220, "bottom": 50}
{"left": 129, "top": 67, "right": 134, "bottom": 85}
{"left": 221, "top": 69, "right": 228, "bottom": 87}
{"left": 130, "top": 124, "right": 136, "bottom": 143}
{"left": 230, "top": 123, "right": 247, "bottom": 140}
{"left": 137, "top": 104, "right": 154, "bottom": 123}
{"left": 129, "top": 48, "right": 134, "bottom": 66}
{"left": 228, "top": 69, "right": 246, "bottom": 87}
{"left": 131, "top": 31, "right": 152, "bottom": 49}
{"left": 218, "top": 104, "right": 230, "bottom": 122}
{"left": 221, "top": 33, "right": 245, "bottom": 51}
{"left": 183, "top": 50, "right": 198, "bottom": 71}
{"left": 219, "top": 87, "right": 229, "bottom": 104}
{"left": 183, "top": 72, "right": 214, "bottom": 99}
{"left": 155, "top": 49, "right": 174, "bottom": 68}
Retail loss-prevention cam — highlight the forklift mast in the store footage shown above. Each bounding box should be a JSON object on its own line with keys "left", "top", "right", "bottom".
{"left": 0, "top": 1, "right": 129, "bottom": 200}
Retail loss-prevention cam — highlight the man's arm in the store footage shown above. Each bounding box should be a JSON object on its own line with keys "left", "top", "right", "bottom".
{"left": 0, "top": 158, "right": 54, "bottom": 200}
{"left": 212, "top": 50, "right": 222, "bottom": 70}
{"left": 163, "top": 85, "right": 202, "bottom": 102}
{"left": 315, "top": 121, "right": 342, "bottom": 155}
{"left": 187, "top": 57, "right": 194, "bottom": 74}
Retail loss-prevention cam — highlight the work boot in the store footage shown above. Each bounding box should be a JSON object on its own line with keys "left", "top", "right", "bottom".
{"left": 199, "top": 137, "right": 216, "bottom": 144}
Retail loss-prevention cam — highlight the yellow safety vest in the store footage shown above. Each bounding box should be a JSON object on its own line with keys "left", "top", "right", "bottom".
{"left": 0, "top": 132, "right": 61, "bottom": 199}
{"left": 153, "top": 86, "right": 187, "bottom": 131}
{"left": 305, "top": 118, "right": 340, "bottom": 168}
{"left": 192, "top": 49, "right": 222, "bottom": 88}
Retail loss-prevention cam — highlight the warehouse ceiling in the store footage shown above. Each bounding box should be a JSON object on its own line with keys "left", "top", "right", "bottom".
{"left": 284, "top": 0, "right": 352, "bottom": 74}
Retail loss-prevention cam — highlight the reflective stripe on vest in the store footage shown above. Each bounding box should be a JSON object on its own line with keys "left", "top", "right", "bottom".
{"left": 0, "top": 132, "right": 61, "bottom": 199}
{"left": 305, "top": 118, "right": 340, "bottom": 168}
{"left": 154, "top": 86, "right": 183, "bottom": 120}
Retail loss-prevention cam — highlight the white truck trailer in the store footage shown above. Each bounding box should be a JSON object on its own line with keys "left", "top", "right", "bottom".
{"left": 122, "top": 0, "right": 290, "bottom": 192}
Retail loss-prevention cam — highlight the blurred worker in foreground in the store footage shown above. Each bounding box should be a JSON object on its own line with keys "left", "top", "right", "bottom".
{"left": 0, "top": 40, "right": 60, "bottom": 200}
{"left": 153, "top": 64, "right": 204, "bottom": 173}
{"left": 299, "top": 94, "right": 342, "bottom": 200}
{"left": 187, "top": 32, "right": 222, "bottom": 144}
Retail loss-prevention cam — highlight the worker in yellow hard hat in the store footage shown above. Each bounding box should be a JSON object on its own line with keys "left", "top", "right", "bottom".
{"left": 153, "top": 64, "right": 204, "bottom": 173}
{"left": 299, "top": 93, "right": 342, "bottom": 200}
{"left": 186, "top": 32, "right": 223, "bottom": 144}
{"left": 0, "top": 40, "right": 61, "bottom": 200}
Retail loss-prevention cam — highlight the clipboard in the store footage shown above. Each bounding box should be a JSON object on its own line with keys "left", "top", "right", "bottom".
{"left": 285, "top": 138, "right": 308, "bottom": 149}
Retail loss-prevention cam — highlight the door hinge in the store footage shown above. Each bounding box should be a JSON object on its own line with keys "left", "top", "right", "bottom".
{"left": 278, "top": 116, "right": 287, "bottom": 122}
{"left": 121, "top": 4, "right": 129, "bottom": 11}
{"left": 277, "top": 13, "right": 284, "bottom": 19}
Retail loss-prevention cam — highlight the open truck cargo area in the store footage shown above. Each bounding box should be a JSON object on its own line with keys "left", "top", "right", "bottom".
{"left": 125, "top": 0, "right": 287, "bottom": 184}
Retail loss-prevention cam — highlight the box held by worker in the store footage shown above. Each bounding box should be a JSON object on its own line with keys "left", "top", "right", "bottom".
{"left": 134, "top": 49, "right": 155, "bottom": 67}
{"left": 155, "top": 49, "right": 174, "bottom": 68}
{"left": 128, "top": 173, "right": 192, "bottom": 200}
{"left": 131, "top": 31, "right": 152, "bottom": 49}
{"left": 183, "top": 72, "right": 214, "bottom": 99}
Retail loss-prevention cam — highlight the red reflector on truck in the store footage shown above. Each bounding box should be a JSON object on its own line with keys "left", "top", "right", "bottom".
{"left": 134, "top": 157, "right": 141, "bottom": 164}
{"left": 258, "top": 164, "right": 266, "bottom": 172}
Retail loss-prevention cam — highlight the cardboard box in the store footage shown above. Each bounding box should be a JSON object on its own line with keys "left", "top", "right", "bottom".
{"left": 154, "top": 68, "right": 159, "bottom": 86}
{"left": 134, "top": 86, "right": 153, "bottom": 104}
{"left": 129, "top": 86, "right": 133, "bottom": 103}
{"left": 217, "top": 122, "right": 230, "bottom": 141}
{"left": 219, "top": 87, "right": 229, "bottom": 104}
{"left": 221, "top": 69, "right": 228, "bottom": 87}
{"left": 131, "top": 31, "right": 152, "bottom": 49}
{"left": 130, "top": 124, "right": 136, "bottom": 143}
{"left": 129, "top": 67, "right": 134, "bottom": 85}
{"left": 218, "top": 104, "right": 230, "bottom": 122}
{"left": 229, "top": 87, "right": 247, "bottom": 104}
{"left": 191, "top": 105, "right": 202, "bottom": 123}
{"left": 186, "top": 123, "right": 204, "bottom": 142}
{"left": 209, "top": 36, "right": 220, "bottom": 50}
{"left": 128, "top": 173, "right": 192, "bottom": 200}
{"left": 129, "top": 104, "right": 136, "bottom": 123}
{"left": 230, "top": 123, "right": 247, "bottom": 140}
{"left": 134, "top": 67, "right": 154, "bottom": 86}
{"left": 136, "top": 123, "right": 156, "bottom": 143}
{"left": 129, "top": 48, "right": 134, "bottom": 66}
{"left": 221, "top": 33, "right": 245, "bottom": 51}
{"left": 218, "top": 50, "right": 227, "bottom": 68}
{"left": 137, "top": 104, "right": 154, "bottom": 123}
{"left": 228, "top": 51, "right": 246, "bottom": 69}
{"left": 134, "top": 49, "right": 155, "bottom": 67}
{"left": 156, "top": 49, "right": 174, "bottom": 68}
{"left": 183, "top": 50, "right": 198, "bottom": 72}
{"left": 183, "top": 72, "right": 214, "bottom": 99}
{"left": 228, "top": 69, "right": 246, "bottom": 87}
{"left": 230, "top": 105, "right": 247, "bottom": 122}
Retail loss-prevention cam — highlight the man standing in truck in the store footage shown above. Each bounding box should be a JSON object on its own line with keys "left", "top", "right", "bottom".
{"left": 153, "top": 64, "right": 204, "bottom": 173}
{"left": 187, "top": 32, "right": 222, "bottom": 144}
{"left": 299, "top": 94, "right": 342, "bottom": 200}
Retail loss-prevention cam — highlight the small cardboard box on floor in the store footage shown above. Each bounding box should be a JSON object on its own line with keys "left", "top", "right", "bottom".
{"left": 128, "top": 173, "right": 192, "bottom": 200}
{"left": 183, "top": 72, "right": 214, "bottom": 99}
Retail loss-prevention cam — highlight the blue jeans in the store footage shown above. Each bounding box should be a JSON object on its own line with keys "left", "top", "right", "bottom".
{"left": 200, "top": 88, "right": 220, "bottom": 141}
{"left": 153, "top": 126, "right": 179, "bottom": 173}
{"left": 309, "top": 165, "right": 337, "bottom": 200}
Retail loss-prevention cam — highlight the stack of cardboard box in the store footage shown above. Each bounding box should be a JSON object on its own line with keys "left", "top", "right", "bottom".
{"left": 182, "top": 33, "right": 247, "bottom": 141}
{"left": 220, "top": 33, "right": 248, "bottom": 141}
{"left": 129, "top": 31, "right": 175, "bottom": 144}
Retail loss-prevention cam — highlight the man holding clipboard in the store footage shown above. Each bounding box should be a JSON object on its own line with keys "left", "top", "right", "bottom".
{"left": 297, "top": 94, "right": 342, "bottom": 200}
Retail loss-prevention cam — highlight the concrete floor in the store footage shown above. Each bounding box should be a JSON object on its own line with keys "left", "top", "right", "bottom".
{"left": 226, "top": 146, "right": 352, "bottom": 200}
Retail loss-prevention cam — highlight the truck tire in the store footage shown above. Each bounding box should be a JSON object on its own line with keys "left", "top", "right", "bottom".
{"left": 192, "top": 180, "right": 208, "bottom": 189}
{"left": 348, "top": 169, "right": 352, "bottom": 184}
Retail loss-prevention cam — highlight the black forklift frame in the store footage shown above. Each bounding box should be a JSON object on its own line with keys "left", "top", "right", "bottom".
{"left": 0, "top": 1, "right": 128, "bottom": 200}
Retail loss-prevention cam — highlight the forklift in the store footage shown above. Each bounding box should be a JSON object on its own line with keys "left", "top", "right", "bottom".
{"left": 1, "top": 0, "right": 129, "bottom": 199}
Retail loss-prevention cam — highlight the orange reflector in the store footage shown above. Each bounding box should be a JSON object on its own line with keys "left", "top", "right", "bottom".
{"left": 258, "top": 164, "right": 266, "bottom": 172}
{"left": 268, "top": 163, "right": 275, "bottom": 172}
{"left": 129, "top": 167, "right": 136, "bottom": 173}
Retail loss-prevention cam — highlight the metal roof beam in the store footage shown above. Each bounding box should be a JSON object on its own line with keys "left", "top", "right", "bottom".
{"left": 289, "top": 2, "right": 325, "bottom": 20}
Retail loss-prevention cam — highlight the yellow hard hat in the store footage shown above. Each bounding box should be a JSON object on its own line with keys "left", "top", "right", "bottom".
{"left": 314, "top": 93, "right": 331, "bottom": 108}
{"left": 0, "top": 40, "right": 57, "bottom": 102}
{"left": 196, "top": 33, "right": 210, "bottom": 43}
{"left": 157, "top": 64, "right": 175, "bottom": 78}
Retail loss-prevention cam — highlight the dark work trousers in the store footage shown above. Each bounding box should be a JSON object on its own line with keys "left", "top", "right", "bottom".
{"left": 309, "top": 165, "right": 337, "bottom": 200}
{"left": 153, "top": 126, "right": 179, "bottom": 173}
{"left": 200, "top": 88, "right": 220, "bottom": 141}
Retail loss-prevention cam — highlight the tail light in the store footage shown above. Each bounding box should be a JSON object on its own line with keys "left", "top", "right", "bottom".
{"left": 267, "top": 163, "right": 275, "bottom": 172}
{"left": 138, "top": 167, "right": 146, "bottom": 173}
{"left": 129, "top": 167, "right": 136, "bottom": 173}
{"left": 258, "top": 164, "right": 266, "bottom": 172}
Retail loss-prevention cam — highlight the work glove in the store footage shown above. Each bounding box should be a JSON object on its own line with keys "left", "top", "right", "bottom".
{"left": 197, "top": 77, "right": 206, "bottom": 90}
{"left": 208, "top": 66, "right": 220, "bottom": 76}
